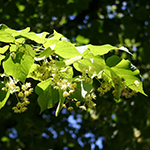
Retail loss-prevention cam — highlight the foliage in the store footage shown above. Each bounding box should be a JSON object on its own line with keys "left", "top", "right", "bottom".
{"left": 0, "top": 24, "right": 146, "bottom": 117}
{"left": 0, "top": 0, "right": 150, "bottom": 150}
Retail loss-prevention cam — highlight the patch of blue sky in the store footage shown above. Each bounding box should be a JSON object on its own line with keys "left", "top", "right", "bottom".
{"left": 65, "top": 127, "right": 69, "bottom": 132}
{"left": 47, "top": 127, "right": 58, "bottom": 139}
{"left": 42, "top": 132, "right": 49, "bottom": 139}
{"left": 145, "top": 21, "right": 149, "bottom": 25}
{"left": 111, "top": 113, "right": 116, "bottom": 119}
{"left": 122, "top": 1, "right": 127, "bottom": 10}
{"left": 42, "top": 114, "right": 51, "bottom": 119}
{"left": 67, "top": 115, "right": 81, "bottom": 129}
{"left": 52, "top": 16, "right": 57, "bottom": 21}
{"left": 69, "top": 14, "right": 76, "bottom": 20}
{"left": 132, "top": 45, "right": 137, "bottom": 51}
{"left": 84, "top": 132, "right": 105, "bottom": 149}
{"left": 60, "top": 130, "right": 64, "bottom": 135}
{"left": 8, "top": 128, "right": 18, "bottom": 139}
{"left": 63, "top": 146, "right": 68, "bottom": 150}
{"left": 78, "top": 137, "right": 85, "bottom": 147}
{"left": 76, "top": 114, "right": 82, "bottom": 123}
{"left": 96, "top": 137, "right": 105, "bottom": 149}
{"left": 71, "top": 133, "right": 76, "bottom": 139}
{"left": 78, "top": 25, "right": 86, "bottom": 29}
{"left": 83, "top": 15, "right": 89, "bottom": 24}
{"left": 106, "top": 5, "right": 112, "bottom": 13}
{"left": 72, "top": 37, "right": 76, "bottom": 41}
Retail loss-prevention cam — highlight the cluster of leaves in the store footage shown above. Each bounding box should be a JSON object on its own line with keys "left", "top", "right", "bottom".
{"left": 0, "top": 24, "right": 147, "bottom": 116}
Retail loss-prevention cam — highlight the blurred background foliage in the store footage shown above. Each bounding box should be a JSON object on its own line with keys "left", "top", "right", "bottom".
{"left": 0, "top": 0, "right": 150, "bottom": 149}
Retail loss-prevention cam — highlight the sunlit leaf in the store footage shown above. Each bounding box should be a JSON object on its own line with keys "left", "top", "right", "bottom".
{"left": 54, "top": 40, "right": 82, "bottom": 58}
{"left": 106, "top": 55, "right": 147, "bottom": 96}
{"left": 3, "top": 45, "right": 35, "bottom": 83}
{"left": 0, "top": 31, "right": 15, "bottom": 43}
{"left": 0, "top": 45, "right": 9, "bottom": 54}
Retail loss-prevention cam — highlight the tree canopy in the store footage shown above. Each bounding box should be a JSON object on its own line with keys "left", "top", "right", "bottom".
{"left": 0, "top": 0, "right": 150, "bottom": 150}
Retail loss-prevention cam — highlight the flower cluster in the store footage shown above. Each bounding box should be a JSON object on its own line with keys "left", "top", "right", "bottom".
{"left": 12, "top": 82, "right": 33, "bottom": 113}
{"left": 81, "top": 70, "right": 91, "bottom": 83}
{"left": 1, "top": 77, "right": 20, "bottom": 94}
{"left": 97, "top": 75, "right": 137, "bottom": 100}
{"left": 97, "top": 76, "right": 112, "bottom": 96}
{"left": 31, "top": 61, "right": 55, "bottom": 80}
{"left": 122, "top": 87, "right": 137, "bottom": 99}
{"left": 1, "top": 74, "right": 33, "bottom": 113}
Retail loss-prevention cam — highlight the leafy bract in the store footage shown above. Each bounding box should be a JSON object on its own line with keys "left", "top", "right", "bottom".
{"left": 55, "top": 89, "right": 65, "bottom": 117}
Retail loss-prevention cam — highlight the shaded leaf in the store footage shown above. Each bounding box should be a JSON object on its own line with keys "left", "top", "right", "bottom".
{"left": 35, "top": 78, "right": 59, "bottom": 114}
{"left": 0, "top": 82, "right": 10, "bottom": 109}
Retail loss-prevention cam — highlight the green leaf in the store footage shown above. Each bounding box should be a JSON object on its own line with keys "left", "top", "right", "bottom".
{"left": 35, "top": 78, "right": 59, "bottom": 114}
{"left": 35, "top": 47, "right": 54, "bottom": 61}
{"left": 54, "top": 60, "right": 66, "bottom": 69}
{"left": 54, "top": 40, "right": 82, "bottom": 58}
{"left": 89, "top": 44, "right": 116, "bottom": 55}
{"left": 0, "top": 24, "right": 9, "bottom": 31}
{"left": 21, "top": 32, "right": 45, "bottom": 44}
{"left": 73, "top": 52, "right": 106, "bottom": 78}
{"left": 0, "top": 82, "right": 10, "bottom": 109}
{"left": 65, "top": 56, "right": 82, "bottom": 65}
{"left": 15, "top": 38, "right": 26, "bottom": 44}
{"left": 3, "top": 44, "right": 35, "bottom": 83}
{"left": 118, "top": 46, "right": 132, "bottom": 55}
{"left": 36, "top": 32, "right": 49, "bottom": 39}
{"left": 43, "top": 39, "right": 59, "bottom": 49}
{"left": 52, "top": 30, "right": 63, "bottom": 39}
{"left": 9, "top": 44, "right": 18, "bottom": 52}
{"left": 5, "top": 28, "right": 22, "bottom": 37}
{"left": 0, "top": 45, "right": 9, "bottom": 54}
{"left": 27, "top": 63, "right": 42, "bottom": 81}
{"left": 106, "top": 55, "right": 147, "bottom": 96}
{"left": 5, "top": 27, "right": 30, "bottom": 36}
{"left": 55, "top": 89, "right": 65, "bottom": 117}
{"left": 35, "top": 78, "right": 52, "bottom": 95}
{"left": 0, "top": 31, "right": 15, "bottom": 43}
{"left": 89, "top": 44, "right": 132, "bottom": 56}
